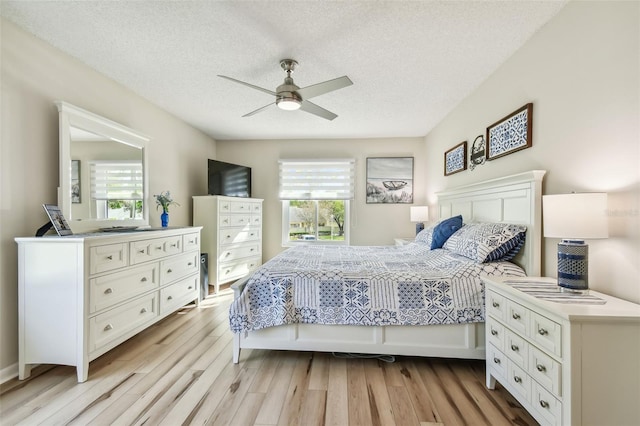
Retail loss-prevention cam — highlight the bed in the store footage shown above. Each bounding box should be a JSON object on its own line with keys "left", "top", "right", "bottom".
{"left": 230, "top": 170, "right": 546, "bottom": 363}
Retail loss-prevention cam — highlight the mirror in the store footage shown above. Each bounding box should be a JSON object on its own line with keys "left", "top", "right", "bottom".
{"left": 56, "top": 101, "right": 150, "bottom": 232}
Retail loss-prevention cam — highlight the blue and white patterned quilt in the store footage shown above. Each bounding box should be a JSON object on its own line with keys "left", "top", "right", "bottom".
{"left": 229, "top": 243, "right": 525, "bottom": 334}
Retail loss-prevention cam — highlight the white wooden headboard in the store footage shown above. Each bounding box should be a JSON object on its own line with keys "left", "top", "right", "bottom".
{"left": 436, "top": 170, "right": 546, "bottom": 276}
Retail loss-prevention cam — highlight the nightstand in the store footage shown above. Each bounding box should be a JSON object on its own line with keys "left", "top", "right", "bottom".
{"left": 482, "top": 276, "right": 640, "bottom": 426}
{"left": 394, "top": 237, "right": 414, "bottom": 246}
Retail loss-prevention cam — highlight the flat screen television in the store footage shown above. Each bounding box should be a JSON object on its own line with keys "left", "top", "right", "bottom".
{"left": 208, "top": 159, "right": 251, "bottom": 198}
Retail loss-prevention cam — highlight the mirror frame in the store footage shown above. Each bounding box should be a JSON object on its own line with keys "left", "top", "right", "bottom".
{"left": 56, "top": 101, "right": 151, "bottom": 232}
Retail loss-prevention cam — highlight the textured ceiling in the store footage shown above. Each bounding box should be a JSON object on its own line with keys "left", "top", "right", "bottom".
{"left": 1, "top": 1, "right": 567, "bottom": 141}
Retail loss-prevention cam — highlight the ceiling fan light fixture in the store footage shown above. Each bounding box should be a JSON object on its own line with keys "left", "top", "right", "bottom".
{"left": 276, "top": 96, "right": 301, "bottom": 111}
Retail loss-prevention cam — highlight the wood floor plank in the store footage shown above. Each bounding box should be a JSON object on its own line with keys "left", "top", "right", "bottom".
{"left": 1, "top": 290, "right": 539, "bottom": 426}
{"left": 324, "top": 355, "right": 349, "bottom": 426}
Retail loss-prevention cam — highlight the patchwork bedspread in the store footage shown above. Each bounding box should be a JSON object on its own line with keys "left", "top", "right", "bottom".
{"left": 229, "top": 243, "right": 525, "bottom": 334}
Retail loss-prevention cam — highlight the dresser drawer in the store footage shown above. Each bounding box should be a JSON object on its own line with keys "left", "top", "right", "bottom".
{"left": 90, "top": 243, "right": 128, "bottom": 274}
{"left": 505, "top": 329, "right": 529, "bottom": 368}
{"left": 90, "top": 263, "right": 159, "bottom": 313}
{"left": 229, "top": 201, "right": 253, "bottom": 213}
{"left": 505, "top": 298, "right": 529, "bottom": 335}
{"left": 220, "top": 228, "right": 261, "bottom": 245}
{"left": 250, "top": 214, "right": 262, "bottom": 227}
{"left": 183, "top": 232, "right": 200, "bottom": 252}
{"left": 529, "top": 345, "right": 562, "bottom": 396}
{"left": 160, "top": 276, "right": 199, "bottom": 315}
{"left": 533, "top": 381, "right": 562, "bottom": 425}
{"left": 487, "top": 344, "right": 507, "bottom": 379}
{"left": 486, "top": 291, "right": 506, "bottom": 321}
{"left": 217, "top": 242, "right": 261, "bottom": 263}
{"left": 219, "top": 214, "right": 252, "bottom": 228}
{"left": 218, "top": 257, "right": 261, "bottom": 284}
{"left": 160, "top": 251, "right": 199, "bottom": 285}
{"left": 530, "top": 311, "right": 562, "bottom": 357}
{"left": 507, "top": 360, "right": 532, "bottom": 403}
{"left": 90, "top": 293, "right": 158, "bottom": 351}
{"left": 130, "top": 235, "right": 182, "bottom": 264}
{"left": 486, "top": 318, "right": 505, "bottom": 351}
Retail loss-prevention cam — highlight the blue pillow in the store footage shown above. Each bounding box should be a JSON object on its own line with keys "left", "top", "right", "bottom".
{"left": 430, "top": 215, "right": 463, "bottom": 249}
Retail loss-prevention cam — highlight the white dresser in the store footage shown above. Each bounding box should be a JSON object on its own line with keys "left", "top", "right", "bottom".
{"left": 193, "top": 195, "right": 263, "bottom": 293}
{"left": 15, "top": 227, "right": 201, "bottom": 382}
{"left": 483, "top": 276, "right": 640, "bottom": 426}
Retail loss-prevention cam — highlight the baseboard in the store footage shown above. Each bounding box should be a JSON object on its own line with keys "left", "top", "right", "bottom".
{"left": 0, "top": 362, "right": 18, "bottom": 384}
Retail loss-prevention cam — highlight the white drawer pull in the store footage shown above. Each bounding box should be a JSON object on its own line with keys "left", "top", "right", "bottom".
{"left": 536, "top": 364, "right": 547, "bottom": 372}
{"left": 510, "top": 344, "right": 519, "bottom": 352}
{"left": 250, "top": 248, "right": 255, "bottom": 252}
{"left": 139, "top": 249, "right": 145, "bottom": 254}
{"left": 225, "top": 253, "right": 231, "bottom": 257}
{"left": 493, "top": 357, "right": 501, "bottom": 364}
{"left": 540, "top": 400, "right": 550, "bottom": 409}
{"left": 141, "top": 277, "right": 147, "bottom": 282}
{"left": 156, "top": 246, "right": 162, "bottom": 250}
{"left": 140, "top": 308, "right": 147, "bottom": 314}
{"left": 513, "top": 376, "right": 522, "bottom": 384}
{"left": 538, "top": 328, "right": 548, "bottom": 335}
{"left": 171, "top": 243, "right": 177, "bottom": 247}
{"left": 490, "top": 329, "right": 498, "bottom": 336}
{"left": 492, "top": 301, "right": 500, "bottom": 308}
{"left": 188, "top": 262, "right": 193, "bottom": 266}
{"left": 167, "top": 269, "right": 173, "bottom": 273}
{"left": 512, "top": 313, "right": 521, "bottom": 320}
{"left": 188, "top": 286, "right": 193, "bottom": 290}
{"left": 106, "top": 255, "right": 113, "bottom": 260}
{"left": 226, "top": 235, "right": 231, "bottom": 239}
{"left": 104, "top": 288, "right": 113, "bottom": 294}
{"left": 104, "top": 324, "right": 113, "bottom": 331}
{"left": 167, "top": 296, "right": 173, "bottom": 300}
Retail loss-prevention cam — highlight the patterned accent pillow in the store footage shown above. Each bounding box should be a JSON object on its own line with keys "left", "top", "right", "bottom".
{"left": 443, "top": 222, "right": 527, "bottom": 263}
{"left": 414, "top": 224, "right": 434, "bottom": 247}
{"left": 430, "top": 215, "right": 463, "bottom": 249}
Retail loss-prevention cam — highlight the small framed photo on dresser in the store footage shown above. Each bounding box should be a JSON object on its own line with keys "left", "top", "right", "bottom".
{"left": 43, "top": 204, "right": 73, "bottom": 236}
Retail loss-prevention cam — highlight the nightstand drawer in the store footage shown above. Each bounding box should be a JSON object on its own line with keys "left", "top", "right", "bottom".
{"left": 507, "top": 360, "right": 532, "bottom": 402}
{"left": 505, "top": 329, "right": 529, "bottom": 368}
{"left": 486, "top": 291, "right": 506, "bottom": 321}
{"left": 487, "top": 344, "right": 507, "bottom": 379}
{"left": 533, "top": 381, "right": 562, "bottom": 425}
{"left": 531, "top": 311, "right": 562, "bottom": 357}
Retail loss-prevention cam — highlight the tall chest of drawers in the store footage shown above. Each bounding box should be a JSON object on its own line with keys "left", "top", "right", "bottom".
{"left": 15, "top": 227, "right": 201, "bottom": 383}
{"left": 483, "top": 276, "right": 640, "bottom": 425}
{"left": 193, "top": 195, "right": 263, "bottom": 293}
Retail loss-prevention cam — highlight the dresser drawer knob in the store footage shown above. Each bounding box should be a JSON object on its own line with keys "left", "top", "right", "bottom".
{"left": 167, "top": 269, "right": 173, "bottom": 273}
{"left": 538, "top": 328, "right": 548, "bottom": 336}
{"left": 225, "top": 253, "right": 231, "bottom": 257}
{"left": 104, "top": 324, "right": 113, "bottom": 331}
{"left": 536, "top": 364, "right": 547, "bottom": 372}
{"left": 171, "top": 243, "right": 177, "bottom": 248}
{"left": 141, "top": 277, "right": 147, "bottom": 282}
{"left": 167, "top": 296, "right": 173, "bottom": 301}
{"left": 492, "top": 301, "right": 500, "bottom": 308}
{"left": 540, "top": 400, "right": 550, "bottom": 409}
{"left": 513, "top": 376, "right": 522, "bottom": 384}
{"left": 188, "top": 286, "right": 193, "bottom": 290}
{"left": 139, "top": 249, "right": 145, "bottom": 254}
{"left": 104, "top": 288, "right": 113, "bottom": 294}
{"left": 156, "top": 246, "right": 162, "bottom": 250}
{"left": 188, "top": 262, "right": 193, "bottom": 266}
{"left": 140, "top": 308, "right": 147, "bottom": 314}
{"left": 512, "top": 313, "right": 521, "bottom": 320}
{"left": 510, "top": 344, "right": 519, "bottom": 352}
{"left": 106, "top": 255, "right": 113, "bottom": 260}
{"left": 493, "top": 357, "right": 501, "bottom": 364}
{"left": 490, "top": 329, "right": 498, "bottom": 336}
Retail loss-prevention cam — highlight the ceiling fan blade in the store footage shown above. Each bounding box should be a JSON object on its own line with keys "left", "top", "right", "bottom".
{"left": 218, "top": 75, "right": 276, "bottom": 96}
{"left": 299, "top": 100, "right": 338, "bottom": 121}
{"left": 296, "top": 76, "right": 353, "bottom": 100}
{"left": 242, "top": 103, "right": 275, "bottom": 117}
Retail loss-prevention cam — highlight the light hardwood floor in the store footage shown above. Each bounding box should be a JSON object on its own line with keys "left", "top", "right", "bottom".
{"left": 1, "top": 288, "right": 537, "bottom": 425}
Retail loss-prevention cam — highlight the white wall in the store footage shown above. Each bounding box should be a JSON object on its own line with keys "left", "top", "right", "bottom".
{"left": 216, "top": 138, "right": 426, "bottom": 260}
{"left": 423, "top": 1, "right": 639, "bottom": 303}
{"left": 0, "top": 19, "right": 216, "bottom": 377}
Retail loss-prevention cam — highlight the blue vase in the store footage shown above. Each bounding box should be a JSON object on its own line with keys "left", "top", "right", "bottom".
{"left": 161, "top": 211, "right": 169, "bottom": 227}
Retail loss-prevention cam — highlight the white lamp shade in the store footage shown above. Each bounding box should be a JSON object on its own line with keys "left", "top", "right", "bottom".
{"left": 543, "top": 193, "right": 608, "bottom": 239}
{"left": 410, "top": 206, "right": 429, "bottom": 222}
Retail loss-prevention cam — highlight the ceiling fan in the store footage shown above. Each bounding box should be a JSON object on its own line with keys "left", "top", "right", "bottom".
{"left": 218, "top": 59, "right": 353, "bottom": 121}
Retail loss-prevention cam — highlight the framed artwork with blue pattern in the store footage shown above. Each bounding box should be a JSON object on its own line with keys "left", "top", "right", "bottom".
{"left": 486, "top": 103, "right": 533, "bottom": 160}
{"left": 444, "top": 141, "right": 467, "bottom": 176}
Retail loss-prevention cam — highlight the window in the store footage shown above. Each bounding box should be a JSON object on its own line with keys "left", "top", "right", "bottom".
{"left": 279, "top": 159, "right": 355, "bottom": 246}
{"left": 90, "top": 160, "right": 143, "bottom": 219}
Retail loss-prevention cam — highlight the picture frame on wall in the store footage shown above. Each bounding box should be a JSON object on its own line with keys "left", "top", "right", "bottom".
{"left": 71, "top": 160, "right": 81, "bottom": 203}
{"left": 366, "top": 157, "right": 414, "bottom": 204}
{"left": 444, "top": 141, "right": 467, "bottom": 176}
{"left": 486, "top": 103, "right": 533, "bottom": 160}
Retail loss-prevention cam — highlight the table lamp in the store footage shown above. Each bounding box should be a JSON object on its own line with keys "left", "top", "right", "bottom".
{"left": 543, "top": 193, "right": 608, "bottom": 293}
{"left": 410, "top": 206, "right": 429, "bottom": 235}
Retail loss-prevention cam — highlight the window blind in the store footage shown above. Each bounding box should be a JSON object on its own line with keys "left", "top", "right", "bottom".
{"left": 90, "top": 161, "right": 143, "bottom": 200}
{"left": 279, "top": 159, "right": 355, "bottom": 200}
